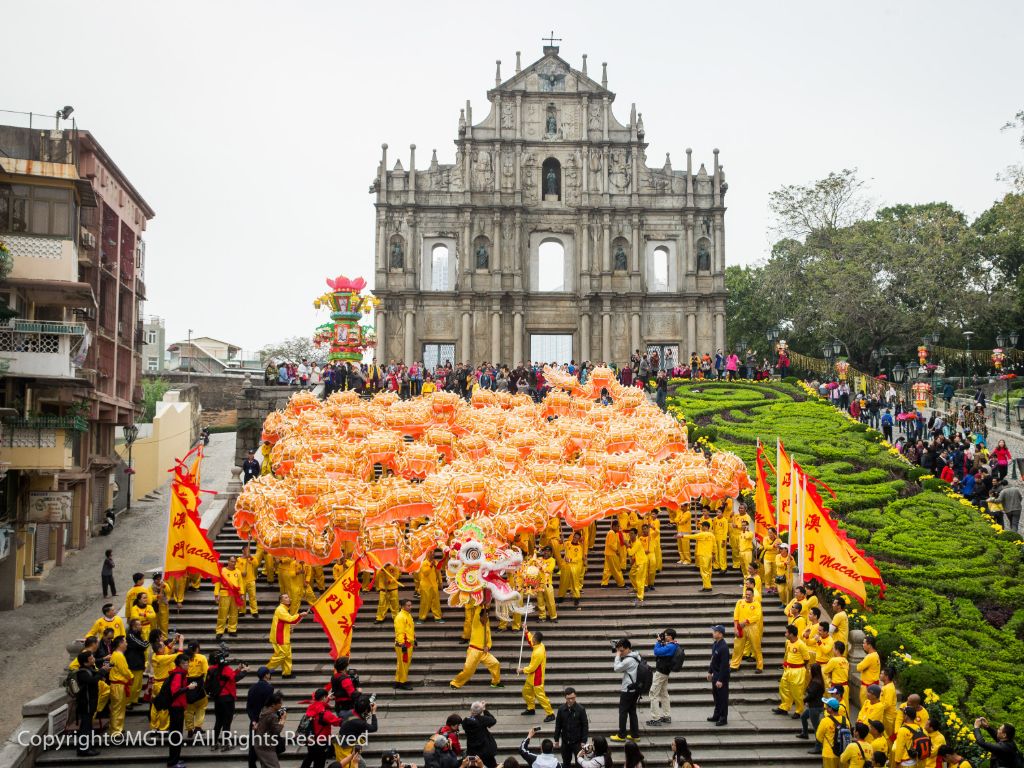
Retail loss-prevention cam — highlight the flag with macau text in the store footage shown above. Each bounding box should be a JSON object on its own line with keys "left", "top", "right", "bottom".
{"left": 310, "top": 561, "right": 363, "bottom": 658}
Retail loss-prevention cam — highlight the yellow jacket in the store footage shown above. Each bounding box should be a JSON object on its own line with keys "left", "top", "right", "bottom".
{"left": 822, "top": 656, "right": 850, "bottom": 686}
{"left": 683, "top": 530, "right": 716, "bottom": 557}
{"left": 892, "top": 720, "right": 923, "bottom": 764}
{"left": 394, "top": 609, "right": 415, "bottom": 646}
{"left": 711, "top": 516, "right": 729, "bottom": 541}
{"left": 925, "top": 731, "right": 946, "bottom": 768}
{"left": 814, "top": 633, "right": 835, "bottom": 664}
{"left": 128, "top": 604, "right": 156, "bottom": 634}
{"left": 149, "top": 581, "right": 170, "bottom": 608}
{"left": 418, "top": 560, "right": 439, "bottom": 591}
{"left": 856, "top": 699, "right": 886, "bottom": 726}
{"left": 669, "top": 507, "right": 691, "bottom": 530}
{"left": 187, "top": 652, "right": 208, "bottom": 680}
{"left": 831, "top": 610, "right": 849, "bottom": 647}
{"left": 88, "top": 614, "right": 126, "bottom": 640}
{"left": 628, "top": 539, "right": 648, "bottom": 564}
{"left": 523, "top": 637, "right": 547, "bottom": 686}
{"left": 270, "top": 603, "right": 302, "bottom": 645}
{"left": 562, "top": 542, "right": 584, "bottom": 570}
{"left": 215, "top": 567, "right": 244, "bottom": 597}
{"left": 733, "top": 598, "right": 763, "bottom": 626}
{"left": 738, "top": 530, "right": 755, "bottom": 554}
{"left": 468, "top": 608, "right": 492, "bottom": 650}
{"left": 783, "top": 638, "right": 811, "bottom": 667}
{"left": 604, "top": 530, "right": 626, "bottom": 558}
{"left": 377, "top": 566, "right": 401, "bottom": 592}
{"left": 857, "top": 651, "right": 880, "bottom": 685}
{"left": 332, "top": 560, "right": 351, "bottom": 584}
{"left": 151, "top": 651, "right": 178, "bottom": 682}
{"left": 125, "top": 585, "right": 148, "bottom": 616}
{"left": 838, "top": 738, "right": 872, "bottom": 767}
{"left": 541, "top": 557, "right": 557, "bottom": 587}
{"left": 815, "top": 712, "right": 849, "bottom": 759}
{"left": 109, "top": 650, "right": 132, "bottom": 684}
{"left": 743, "top": 574, "right": 763, "bottom": 601}
{"left": 236, "top": 556, "right": 257, "bottom": 584}
{"left": 880, "top": 682, "right": 898, "bottom": 731}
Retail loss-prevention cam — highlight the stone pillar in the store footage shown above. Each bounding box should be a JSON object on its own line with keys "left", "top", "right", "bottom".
{"left": 513, "top": 312, "right": 523, "bottom": 364}
{"left": 408, "top": 213, "right": 418, "bottom": 279}
{"left": 514, "top": 145, "right": 522, "bottom": 194}
{"left": 631, "top": 214, "right": 641, "bottom": 273}
{"left": 715, "top": 312, "right": 725, "bottom": 351}
{"left": 685, "top": 217, "right": 695, "bottom": 275}
{"left": 491, "top": 311, "right": 501, "bottom": 363}
{"left": 581, "top": 313, "right": 591, "bottom": 362}
{"left": 404, "top": 310, "right": 415, "bottom": 364}
{"left": 375, "top": 310, "right": 386, "bottom": 362}
{"left": 580, "top": 215, "right": 590, "bottom": 273}
{"left": 376, "top": 214, "right": 387, "bottom": 272}
{"left": 492, "top": 213, "right": 501, "bottom": 273}
{"left": 408, "top": 144, "right": 416, "bottom": 205}
{"left": 630, "top": 312, "right": 641, "bottom": 355}
{"left": 601, "top": 147, "right": 609, "bottom": 195}
{"left": 461, "top": 311, "right": 472, "bottom": 364}
{"left": 602, "top": 217, "right": 611, "bottom": 272}
{"left": 462, "top": 213, "right": 472, "bottom": 279}
{"left": 602, "top": 312, "right": 611, "bottom": 362}
{"left": 687, "top": 312, "right": 696, "bottom": 356}
{"left": 515, "top": 93, "right": 522, "bottom": 141}
{"left": 715, "top": 214, "right": 726, "bottom": 273}
{"left": 602, "top": 96, "right": 609, "bottom": 141}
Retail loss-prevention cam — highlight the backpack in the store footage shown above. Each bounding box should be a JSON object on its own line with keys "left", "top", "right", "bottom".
{"left": 152, "top": 675, "right": 175, "bottom": 712}
{"left": 669, "top": 644, "right": 686, "bottom": 673}
{"left": 904, "top": 725, "right": 931, "bottom": 760}
{"left": 296, "top": 709, "right": 322, "bottom": 739}
{"left": 630, "top": 655, "right": 654, "bottom": 697}
{"left": 63, "top": 668, "right": 80, "bottom": 699}
{"left": 830, "top": 715, "right": 853, "bottom": 756}
{"left": 205, "top": 665, "right": 224, "bottom": 698}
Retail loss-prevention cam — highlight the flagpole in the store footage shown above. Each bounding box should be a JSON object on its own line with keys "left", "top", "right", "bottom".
{"left": 797, "top": 469, "right": 806, "bottom": 584}
{"left": 515, "top": 594, "right": 532, "bottom": 671}
{"left": 776, "top": 439, "right": 783, "bottom": 543}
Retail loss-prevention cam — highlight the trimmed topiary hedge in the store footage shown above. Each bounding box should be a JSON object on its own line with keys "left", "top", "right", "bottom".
{"left": 666, "top": 380, "right": 1024, "bottom": 724}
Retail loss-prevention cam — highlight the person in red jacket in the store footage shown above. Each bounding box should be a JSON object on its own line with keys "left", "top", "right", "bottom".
{"left": 210, "top": 651, "right": 249, "bottom": 751}
{"left": 299, "top": 688, "right": 343, "bottom": 768}
{"left": 167, "top": 654, "right": 196, "bottom": 768}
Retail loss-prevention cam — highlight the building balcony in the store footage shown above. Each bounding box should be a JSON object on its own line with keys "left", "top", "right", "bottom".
{"left": 0, "top": 415, "right": 86, "bottom": 472}
{"left": 0, "top": 323, "right": 90, "bottom": 382}
{"left": 4, "top": 233, "right": 80, "bottom": 283}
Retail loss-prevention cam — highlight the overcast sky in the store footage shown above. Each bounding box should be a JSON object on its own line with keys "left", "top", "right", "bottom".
{"left": 4, "top": 1, "right": 1021, "bottom": 352}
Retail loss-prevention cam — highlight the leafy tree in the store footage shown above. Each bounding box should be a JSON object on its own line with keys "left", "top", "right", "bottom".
{"left": 768, "top": 168, "right": 873, "bottom": 241}
{"left": 258, "top": 335, "right": 326, "bottom": 365}
{"left": 725, "top": 264, "right": 786, "bottom": 357}
{"left": 142, "top": 378, "right": 170, "bottom": 422}
{"left": 971, "top": 192, "right": 1024, "bottom": 325}
{"left": 997, "top": 110, "right": 1024, "bottom": 192}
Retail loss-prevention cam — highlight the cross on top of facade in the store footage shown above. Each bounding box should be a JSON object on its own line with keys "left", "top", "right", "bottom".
{"left": 542, "top": 30, "right": 562, "bottom": 48}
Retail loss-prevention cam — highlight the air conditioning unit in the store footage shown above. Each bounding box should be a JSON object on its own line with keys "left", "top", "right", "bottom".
{"left": 73, "top": 306, "right": 97, "bottom": 321}
{"left": 79, "top": 228, "right": 96, "bottom": 250}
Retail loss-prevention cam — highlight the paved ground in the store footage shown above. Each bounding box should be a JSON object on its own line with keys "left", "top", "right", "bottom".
{"left": 0, "top": 433, "right": 237, "bottom": 746}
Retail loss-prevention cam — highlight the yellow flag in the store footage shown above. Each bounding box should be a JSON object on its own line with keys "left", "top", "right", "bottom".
{"left": 800, "top": 481, "right": 885, "bottom": 606}
{"left": 310, "top": 561, "right": 363, "bottom": 658}
{"left": 754, "top": 442, "right": 777, "bottom": 542}
{"left": 776, "top": 440, "right": 794, "bottom": 532}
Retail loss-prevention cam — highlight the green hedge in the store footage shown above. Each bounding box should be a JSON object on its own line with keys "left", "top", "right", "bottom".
{"left": 667, "top": 381, "right": 1024, "bottom": 725}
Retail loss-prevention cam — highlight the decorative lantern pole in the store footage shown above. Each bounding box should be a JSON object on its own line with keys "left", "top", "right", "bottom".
{"left": 313, "top": 276, "right": 381, "bottom": 364}
{"left": 123, "top": 424, "right": 139, "bottom": 512}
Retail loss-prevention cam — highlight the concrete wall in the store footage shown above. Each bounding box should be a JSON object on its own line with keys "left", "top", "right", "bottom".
{"left": 142, "top": 371, "right": 244, "bottom": 412}
{"left": 234, "top": 385, "right": 297, "bottom": 468}
{"left": 115, "top": 393, "right": 192, "bottom": 501}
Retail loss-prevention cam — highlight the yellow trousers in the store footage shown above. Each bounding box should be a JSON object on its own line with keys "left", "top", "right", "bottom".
{"left": 108, "top": 681, "right": 128, "bottom": 735}
{"left": 645, "top": 559, "right": 657, "bottom": 587}
{"left": 523, "top": 679, "right": 553, "bottom": 715}
{"left": 376, "top": 589, "right": 399, "bottom": 621}
{"left": 168, "top": 576, "right": 186, "bottom": 604}
{"left": 150, "top": 680, "right": 169, "bottom": 730}
{"left": 537, "top": 585, "right": 557, "bottom": 620}
{"left": 267, "top": 642, "right": 293, "bottom": 675}
{"left": 263, "top": 552, "right": 277, "bottom": 581}
{"left": 762, "top": 556, "right": 777, "bottom": 585}
{"left": 601, "top": 555, "right": 625, "bottom": 586}
{"left": 395, "top": 644, "right": 412, "bottom": 683}
{"left": 216, "top": 594, "right": 239, "bottom": 634}
{"left": 462, "top": 606, "right": 474, "bottom": 639}
{"left": 130, "top": 670, "right": 144, "bottom": 704}
{"left": 779, "top": 667, "right": 808, "bottom": 713}
{"left": 651, "top": 537, "right": 663, "bottom": 572}
{"left": 557, "top": 567, "right": 581, "bottom": 599}
{"left": 451, "top": 648, "right": 501, "bottom": 687}
{"left": 696, "top": 554, "right": 714, "bottom": 589}
{"left": 311, "top": 566, "right": 325, "bottom": 591}
{"left": 729, "top": 533, "right": 742, "bottom": 569}
{"left": 244, "top": 580, "right": 259, "bottom": 614}
{"left": 629, "top": 563, "right": 646, "bottom": 601}
{"left": 96, "top": 679, "right": 110, "bottom": 717}
{"left": 419, "top": 587, "right": 441, "bottom": 620}
{"left": 714, "top": 537, "right": 728, "bottom": 571}
{"left": 185, "top": 695, "right": 207, "bottom": 730}
{"left": 187, "top": 574, "right": 201, "bottom": 589}
{"left": 676, "top": 531, "right": 691, "bottom": 563}
{"left": 155, "top": 605, "right": 169, "bottom": 636}
{"left": 778, "top": 579, "right": 793, "bottom": 607}
{"left": 740, "top": 551, "right": 753, "bottom": 579}
{"left": 729, "top": 624, "right": 764, "bottom": 670}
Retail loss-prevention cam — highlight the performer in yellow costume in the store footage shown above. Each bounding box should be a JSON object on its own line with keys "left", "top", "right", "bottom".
{"left": 393, "top": 599, "right": 416, "bottom": 689}
{"left": 417, "top": 551, "right": 443, "bottom": 622}
{"left": 557, "top": 532, "right": 584, "bottom": 608}
{"left": 266, "top": 594, "right": 308, "bottom": 677}
{"left": 520, "top": 629, "right": 554, "bottom": 720}
{"left": 736, "top": 518, "right": 755, "bottom": 577}
{"left": 775, "top": 544, "right": 795, "bottom": 606}
{"left": 711, "top": 507, "right": 730, "bottom": 571}
{"left": 669, "top": 505, "right": 692, "bottom": 563}
{"left": 374, "top": 563, "right": 401, "bottom": 622}
{"left": 107, "top": 636, "right": 132, "bottom": 737}
{"left": 537, "top": 546, "right": 558, "bottom": 622}
{"left": 149, "top": 634, "right": 183, "bottom": 730}
{"left": 682, "top": 520, "right": 716, "bottom": 590}
{"left": 87, "top": 603, "right": 126, "bottom": 640}
{"left": 236, "top": 544, "right": 259, "bottom": 617}
{"left": 626, "top": 530, "right": 648, "bottom": 604}
{"left": 646, "top": 511, "right": 663, "bottom": 575}
{"left": 773, "top": 624, "right": 810, "bottom": 716}
{"left": 215, "top": 556, "right": 244, "bottom": 638}
{"left": 729, "top": 587, "right": 764, "bottom": 672}
{"left": 184, "top": 641, "right": 209, "bottom": 733}
{"left": 601, "top": 519, "right": 626, "bottom": 587}
{"left": 856, "top": 634, "right": 881, "bottom": 693}
{"left": 760, "top": 527, "right": 780, "bottom": 589}
{"left": 450, "top": 605, "right": 502, "bottom": 689}
{"left": 821, "top": 641, "right": 850, "bottom": 711}
{"left": 149, "top": 573, "right": 171, "bottom": 636}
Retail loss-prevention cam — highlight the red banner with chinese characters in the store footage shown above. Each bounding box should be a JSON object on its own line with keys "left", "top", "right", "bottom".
{"left": 310, "top": 561, "right": 363, "bottom": 658}
{"left": 754, "top": 442, "right": 777, "bottom": 542}
{"left": 800, "top": 478, "right": 885, "bottom": 606}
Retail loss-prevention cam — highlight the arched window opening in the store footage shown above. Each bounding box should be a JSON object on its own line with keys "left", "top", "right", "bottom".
{"left": 538, "top": 239, "right": 565, "bottom": 291}
{"left": 431, "top": 244, "right": 450, "bottom": 290}
{"left": 541, "top": 158, "right": 561, "bottom": 201}
{"left": 653, "top": 246, "right": 669, "bottom": 288}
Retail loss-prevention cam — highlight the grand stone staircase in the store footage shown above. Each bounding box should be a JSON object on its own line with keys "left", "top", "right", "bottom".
{"left": 38, "top": 519, "right": 822, "bottom": 768}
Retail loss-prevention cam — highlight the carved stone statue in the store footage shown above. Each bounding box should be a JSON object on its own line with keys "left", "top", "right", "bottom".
{"left": 545, "top": 167, "right": 558, "bottom": 196}
{"left": 588, "top": 103, "right": 601, "bottom": 129}
{"left": 701, "top": 215, "right": 712, "bottom": 237}
{"left": 546, "top": 113, "right": 557, "bottom": 135}
{"left": 390, "top": 241, "right": 404, "bottom": 268}
{"left": 697, "top": 241, "right": 711, "bottom": 272}
{"left": 501, "top": 102, "right": 514, "bottom": 129}
{"left": 475, "top": 242, "right": 489, "bottom": 270}
{"left": 614, "top": 244, "right": 628, "bottom": 271}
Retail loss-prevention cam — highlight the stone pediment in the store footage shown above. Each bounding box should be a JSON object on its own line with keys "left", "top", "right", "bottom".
{"left": 493, "top": 51, "right": 610, "bottom": 97}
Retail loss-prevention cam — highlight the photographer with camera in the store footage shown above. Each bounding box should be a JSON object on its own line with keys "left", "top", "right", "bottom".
{"left": 336, "top": 694, "right": 378, "bottom": 765}
{"left": 381, "top": 749, "right": 416, "bottom": 768}
{"left": 520, "top": 726, "right": 561, "bottom": 768}
{"left": 246, "top": 667, "right": 275, "bottom": 768}
{"left": 463, "top": 701, "right": 498, "bottom": 768}
{"left": 299, "top": 688, "right": 343, "bottom": 768}
{"left": 577, "top": 737, "right": 613, "bottom": 768}
{"left": 209, "top": 646, "right": 249, "bottom": 751}
{"left": 553, "top": 687, "right": 589, "bottom": 767}
{"left": 424, "top": 734, "right": 459, "bottom": 768}
{"left": 254, "top": 690, "right": 287, "bottom": 768}
{"left": 646, "top": 629, "right": 679, "bottom": 727}
{"left": 610, "top": 639, "right": 642, "bottom": 743}
{"left": 328, "top": 656, "right": 361, "bottom": 716}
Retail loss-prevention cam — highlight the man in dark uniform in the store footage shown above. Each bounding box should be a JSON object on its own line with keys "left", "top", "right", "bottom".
{"left": 242, "top": 451, "right": 260, "bottom": 485}
{"left": 707, "top": 624, "right": 730, "bottom": 726}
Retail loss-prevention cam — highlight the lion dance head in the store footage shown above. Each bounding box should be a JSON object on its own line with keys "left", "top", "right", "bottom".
{"left": 444, "top": 522, "right": 524, "bottom": 622}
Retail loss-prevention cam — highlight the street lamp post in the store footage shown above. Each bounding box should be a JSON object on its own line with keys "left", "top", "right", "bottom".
{"left": 123, "top": 424, "right": 139, "bottom": 513}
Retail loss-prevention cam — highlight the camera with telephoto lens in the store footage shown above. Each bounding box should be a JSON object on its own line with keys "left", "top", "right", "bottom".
{"left": 582, "top": 744, "right": 595, "bottom": 758}
{"left": 275, "top": 707, "right": 287, "bottom": 718}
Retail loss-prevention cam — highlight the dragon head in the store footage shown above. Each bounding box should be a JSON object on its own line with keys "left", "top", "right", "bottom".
{"left": 444, "top": 524, "right": 524, "bottom": 621}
